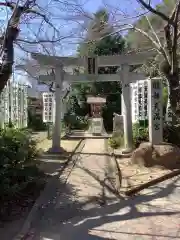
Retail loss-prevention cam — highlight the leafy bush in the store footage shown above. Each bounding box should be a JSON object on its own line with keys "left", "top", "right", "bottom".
{"left": 63, "top": 113, "right": 88, "bottom": 130}
{"left": 133, "top": 123, "right": 149, "bottom": 148}
{"left": 109, "top": 123, "right": 149, "bottom": 149}
{"left": 108, "top": 133, "right": 124, "bottom": 149}
{"left": 0, "top": 128, "right": 42, "bottom": 200}
{"left": 132, "top": 122, "right": 180, "bottom": 148}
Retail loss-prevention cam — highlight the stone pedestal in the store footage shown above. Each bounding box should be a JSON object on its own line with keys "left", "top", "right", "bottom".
{"left": 91, "top": 118, "right": 104, "bottom": 135}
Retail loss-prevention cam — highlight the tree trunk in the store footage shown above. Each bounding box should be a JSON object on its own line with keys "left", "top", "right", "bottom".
{"left": 0, "top": 26, "right": 19, "bottom": 93}
{"left": 167, "top": 72, "right": 180, "bottom": 123}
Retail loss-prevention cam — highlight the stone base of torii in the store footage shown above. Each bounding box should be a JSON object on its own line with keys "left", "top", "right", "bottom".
{"left": 16, "top": 51, "right": 163, "bottom": 153}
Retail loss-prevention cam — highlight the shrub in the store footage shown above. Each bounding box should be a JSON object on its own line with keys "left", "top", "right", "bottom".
{"left": 133, "top": 123, "right": 149, "bottom": 148}
{"left": 0, "top": 128, "right": 42, "bottom": 200}
{"left": 132, "top": 122, "right": 180, "bottom": 148}
{"left": 108, "top": 133, "right": 124, "bottom": 149}
{"left": 63, "top": 113, "right": 88, "bottom": 130}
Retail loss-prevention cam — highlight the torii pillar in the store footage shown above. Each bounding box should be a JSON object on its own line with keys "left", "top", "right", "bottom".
{"left": 121, "top": 64, "right": 133, "bottom": 152}
{"left": 50, "top": 67, "right": 64, "bottom": 152}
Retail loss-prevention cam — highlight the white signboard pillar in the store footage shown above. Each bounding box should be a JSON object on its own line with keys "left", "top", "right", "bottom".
{"left": 166, "top": 98, "right": 173, "bottom": 122}
{"left": 42, "top": 92, "right": 55, "bottom": 123}
{"left": 148, "top": 77, "right": 163, "bottom": 144}
{"left": 130, "top": 82, "right": 139, "bottom": 123}
{"left": 165, "top": 85, "right": 172, "bottom": 123}
{"left": 121, "top": 64, "right": 133, "bottom": 152}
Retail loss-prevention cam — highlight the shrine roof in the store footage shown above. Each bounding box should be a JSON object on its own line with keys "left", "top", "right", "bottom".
{"left": 87, "top": 96, "right": 106, "bottom": 104}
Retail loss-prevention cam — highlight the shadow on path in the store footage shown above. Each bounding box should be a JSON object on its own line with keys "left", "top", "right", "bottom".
{"left": 34, "top": 164, "right": 180, "bottom": 239}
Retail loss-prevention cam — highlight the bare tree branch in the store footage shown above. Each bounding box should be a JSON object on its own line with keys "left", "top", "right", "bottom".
{"left": 0, "top": 0, "right": 84, "bottom": 92}
{"left": 145, "top": 16, "right": 161, "bottom": 47}
{"left": 145, "top": 15, "right": 170, "bottom": 65}
{"left": 128, "top": 24, "right": 161, "bottom": 52}
{"left": 137, "top": 0, "right": 170, "bottom": 22}
{"left": 16, "top": 36, "right": 71, "bottom": 44}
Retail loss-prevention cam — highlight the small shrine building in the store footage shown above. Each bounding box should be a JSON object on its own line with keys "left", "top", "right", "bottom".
{"left": 87, "top": 96, "right": 106, "bottom": 118}
{"left": 86, "top": 96, "right": 106, "bottom": 135}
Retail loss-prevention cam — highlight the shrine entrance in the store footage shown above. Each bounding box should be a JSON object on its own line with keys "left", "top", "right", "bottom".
{"left": 17, "top": 50, "right": 163, "bottom": 153}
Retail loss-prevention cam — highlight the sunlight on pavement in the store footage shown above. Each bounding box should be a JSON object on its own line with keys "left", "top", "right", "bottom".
{"left": 37, "top": 139, "right": 79, "bottom": 152}
{"left": 42, "top": 238, "right": 54, "bottom": 240}
{"left": 74, "top": 215, "right": 101, "bottom": 227}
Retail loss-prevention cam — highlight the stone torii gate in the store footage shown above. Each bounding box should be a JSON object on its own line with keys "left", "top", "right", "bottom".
{"left": 17, "top": 51, "right": 155, "bottom": 153}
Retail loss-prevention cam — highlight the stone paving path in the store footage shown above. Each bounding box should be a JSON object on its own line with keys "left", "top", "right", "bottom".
{"left": 24, "top": 138, "right": 118, "bottom": 239}
{"left": 63, "top": 138, "right": 118, "bottom": 207}
{"left": 31, "top": 131, "right": 47, "bottom": 143}
{"left": 57, "top": 177, "right": 180, "bottom": 240}
{"left": 21, "top": 139, "right": 180, "bottom": 239}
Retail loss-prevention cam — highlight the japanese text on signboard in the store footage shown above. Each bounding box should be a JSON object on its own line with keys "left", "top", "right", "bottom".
{"left": 42, "top": 93, "right": 55, "bottom": 123}
{"left": 152, "top": 80, "right": 161, "bottom": 131}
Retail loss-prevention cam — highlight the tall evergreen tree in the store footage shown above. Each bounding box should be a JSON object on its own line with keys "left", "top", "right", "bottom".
{"left": 77, "top": 8, "right": 127, "bottom": 131}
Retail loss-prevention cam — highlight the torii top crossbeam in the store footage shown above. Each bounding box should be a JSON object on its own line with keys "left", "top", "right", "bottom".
{"left": 31, "top": 50, "right": 155, "bottom": 67}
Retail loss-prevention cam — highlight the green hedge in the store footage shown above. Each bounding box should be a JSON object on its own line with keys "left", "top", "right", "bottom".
{"left": 132, "top": 122, "right": 149, "bottom": 148}
{"left": 63, "top": 113, "right": 89, "bottom": 130}
{"left": 0, "top": 128, "right": 43, "bottom": 200}
{"left": 109, "top": 122, "right": 180, "bottom": 150}
{"left": 108, "top": 133, "right": 124, "bottom": 149}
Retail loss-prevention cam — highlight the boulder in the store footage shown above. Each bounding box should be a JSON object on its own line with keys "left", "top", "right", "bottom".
{"left": 153, "top": 143, "right": 180, "bottom": 169}
{"left": 131, "top": 142, "right": 180, "bottom": 169}
{"left": 131, "top": 142, "right": 154, "bottom": 167}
